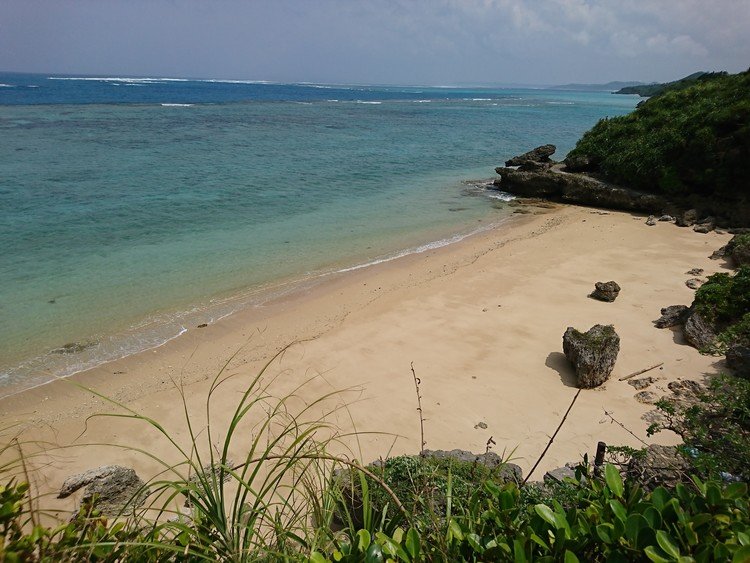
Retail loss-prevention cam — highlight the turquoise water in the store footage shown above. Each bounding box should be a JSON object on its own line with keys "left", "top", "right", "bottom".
{"left": 0, "top": 75, "right": 639, "bottom": 393}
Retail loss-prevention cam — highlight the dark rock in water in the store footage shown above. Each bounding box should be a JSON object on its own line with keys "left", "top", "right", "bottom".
{"left": 505, "top": 144, "right": 556, "bottom": 166}
{"left": 590, "top": 281, "right": 621, "bottom": 302}
{"left": 654, "top": 305, "right": 689, "bottom": 328}
{"left": 58, "top": 465, "right": 148, "bottom": 516}
{"left": 562, "top": 154, "right": 593, "bottom": 172}
{"left": 675, "top": 209, "right": 698, "bottom": 227}
{"left": 646, "top": 215, "right": 657, "bottom": 226}
{"left": 659, "top": 215, "right": 675, "bottom": 222}
{"left": 493, "top": 165, "right": 667, "bottom": 213}
{"left": 51, "top": 341, "right": 96, "bottom": 355}
{"left": 685, "top": 278, "right": 704, "bottom": 290}
{"left": 629, "top": 376, "right": 657, "bottom": 390}
{"left": 725, "top": 234, "right": 750, "bottom": 267}
{"left": 683, "top": 310, "right": 717, "bottom": 350}
{"left": 726, "top": 345, "right": 750, "bottom": 380}
{"left": 562, "top": 324, "right": 620, "bottom": 389}
{"left": 627, "top": 445, "right": 689, "bottom": 491}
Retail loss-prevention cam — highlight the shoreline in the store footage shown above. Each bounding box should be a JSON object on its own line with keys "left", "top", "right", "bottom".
{"left": 0, "top": 197, "right": 510, "bottom": 399}
{"left": 0, "top": 203, "right": 731, "bottom": 514}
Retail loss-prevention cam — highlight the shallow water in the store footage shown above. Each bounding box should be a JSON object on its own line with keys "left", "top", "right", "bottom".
{"left": 0, "top": 74, "right": 639, "bottom": 393}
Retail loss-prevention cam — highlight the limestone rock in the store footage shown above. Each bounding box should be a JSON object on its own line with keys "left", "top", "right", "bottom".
{"left": 590, "top": 281, "right": 621, "bottom": 302}
{"left": 629, "top": 376, "right": 657, "bottom": 390}
{"left": 675, "top": 209, "right": 698, "bottom": 227}
{"left": 683, "top": 310, "right": 717, "bottom": 350}
{"left": 646, "top": 215, "right": 657, "bottom": 226}
{"left": 634, "top": 391, "right": 659, "bottom": 404}
{"left": 726, "top": 234, "right": 750, "bottom": 267}
{"left": 562, "top": 154, "right": 593, "bottom": 172}
{"left": 543, "top": 464, "right": 578, "bottom": 484}
{"left": 685, "top": 278, "right": 704, "bottom": 290}
{"left": 421, "top": 449, "right": 523, "bottom": 483}
{"left": 659, "top": 215, "right": 675, "bottom": 222}
{"left": 686, "top": 268, "right": 704, "bottom": 276}
{"left": 654, "top": 305, "right": 690, "bottom": 328}
{"left": 726, "top": 344, "right": 750, "bottom": 380}
{"left": 627, "top": 445, "right": 690, "bottom": 491}
{"left": 562, "top": 324, "right": 620, "bottom": 389}
{"left": 505, "top": 144, "right": 556, "bottom": 167}
{"left": 58, "top": 465, "right": 148, "bottom": 516}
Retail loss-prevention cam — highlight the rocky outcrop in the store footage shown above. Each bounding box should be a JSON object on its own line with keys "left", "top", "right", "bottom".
{"left": 627, "top": 445, "right": 690, "bottom": 491}
{"left": 683, "top": 310, "right": 717, "bottom": 350}
{"left": 654, "top": 305, "right": 690, "bottom": 328}
{"left": 58, "top": 465, "right": 148, "bottom": 516}
{"left": 562, "top": 154, "right": 593, "bottom": 172}
{"left": 421, "top": 449, "right": 523, "bottom": 483}
{"left": 725, "top": 234, "right": 750, "bottom": 267}
{"left": 590, "top": 281, "right": 621, "bottom": 302}
{"left": 675, "top": 209, "right": 699, "bottom": 227}
{"left": 726, "top": 344, "right": 750, "bottom": 380}
{"left": 493, "top": 165, "right": 668, "bottom": 213}
{"left": 562, "top": 324, "right": 620, "bottom": 388}
{"left": 505, "top": 144, "right": 556, "bottom": 167}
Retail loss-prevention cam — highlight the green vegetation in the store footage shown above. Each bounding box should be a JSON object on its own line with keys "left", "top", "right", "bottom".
{"left": 692, "top": 266, "right": 750, "bottom": 349}
{"left": 566, "top": 70, "right": 750, "bottom": 211}
{"left": 614, "top": 71, "right": 725, "bottom": 97}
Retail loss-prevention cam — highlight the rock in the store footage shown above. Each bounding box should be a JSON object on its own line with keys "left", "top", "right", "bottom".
{"left": 667, "top": 379, "right": 705, "bottom": 407}
{"left": 683, "top": 310, "right": 717, "bottom": 350}
{"left": 196, "top": 323, "right": 208, "bottom": 328}
{"left": 685, "top": 268, "right": 704, "bottom": 276}
{"left": 590, "top": 281, "right": 621, "bottom": 302}
{"left": 505, "top": 144, "right": 556, "bottom": 166}
{"left": 474, "top": 421, "right": 488, "bottom": 429}
{"left": 659, "top": 215, "right": 675, "bottom": 222}
{"left": 629, "top": 376, "right": 657, "bottom": 390}
{"left": 543, "top": 464, "right": 578, "bottom": 484}
{"left": 710, "top": 246, "right": 728, "bottom": 260}
{"left": 675, "top": 209, "right": 698, "bottom": 227}
{"left": 654, "top": 305, "right": 690, "bottom": 328}
{"left": 420, "top": 449, "right": 523, "bottom": 483}
{"left": 562, "top": 324, "right": 620, "bottom": 389}
{"left": 634, "top": 391, "right": 659, "bottom": 404}
{"left": 725, "top": 234, "right": 750, "bottom": 267}
{"left": 627, "top": 445, "right": 690, "bottom": 491}
{"left": 58, "top": 465, "right": 148, "bottom": 516}
{"left": 725, "top": 344, "right": 750, "bottom": 380}
{"left": 685, "top": 278, "right": 704, "bottom": 290}
{"left": 493, "top": 165, "right": 668, "bottom": 213}
{"left": 693, "top": 224, "right": 713, "bottom": 234}
{"left": 646, "top": 215, "right": 657, "bottom": 226}
{"left": 51, "top": 341, "right": 96, "bottom": 355}
{"left": 562, "top": 154, "right": 593, "bottom": 172}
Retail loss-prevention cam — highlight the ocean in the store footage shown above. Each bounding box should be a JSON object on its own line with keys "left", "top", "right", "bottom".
{"left": 0, "top": 72, "right": 639, "bottom": 395}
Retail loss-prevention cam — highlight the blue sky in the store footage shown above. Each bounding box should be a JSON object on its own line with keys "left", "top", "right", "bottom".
{"left": 1, "top": 0, "right": 748, "bottom": 85}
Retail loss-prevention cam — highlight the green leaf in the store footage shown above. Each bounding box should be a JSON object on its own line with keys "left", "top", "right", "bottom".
{"left": 609, "top": 499, "right": 627, "bottom": 522}
{"left": 535, "top": 504, "right": 557, "bottom": 527}
{"left": 564, "top": 550, "right": 580, "bottom": 563}
{"left": 651, "top": 487, "right": 670, "bottom": 510}
{"left": 625, "top": 513, "right": 648, "bottom": 546}
{"left": 309, "top": 552, "right": 328, "bottom": 563}
{"left": 596, "top": 523, "right": 615, "bottom": 544}
{"left": 656, "top": 530, "right": 681, "bottom": 559}
{"left": 357, "top": 529, "right": 372, "bottom": 552}
{"left": 448, "top": 518, "right": 464, "bottom": 542}
{"left": 605, "top": 464, "right": 624, "bottom": 497}
{"left": 645, "top": 546, "right": 671, "bottom": 563}
{"left": 732, "top": 545, "right": 750, "bottom": 563}
{"left": 738, "top": 532, "right": 750, "bottom": 547}
{"left": 405, "top": 528, "right": 420, "bottom": 559}
{"left": 725, "top": 482, "right": 748, "bottom": 500}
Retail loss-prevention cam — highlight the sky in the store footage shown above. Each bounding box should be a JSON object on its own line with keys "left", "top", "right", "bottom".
{"left": 1, "top": 0, "right": 749, "bottom": 86}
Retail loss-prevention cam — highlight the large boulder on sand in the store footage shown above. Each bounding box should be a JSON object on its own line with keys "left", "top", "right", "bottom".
{"left": 563, "top": 324, "right": 620, "bottom": 388}
{"left": 654, "top": 305, "right": 690, "bottom": 328}
{"left": 505, "top": 144, "right": 556, "bottom": 167}
{"left": 58, "top": 465, "right": 148, "bottom": 516}
{"left": 725, "top": 234, "right": 750, "bottom": 267}
{"left": 590, "top": 281, "right": 621, "bottom": 302}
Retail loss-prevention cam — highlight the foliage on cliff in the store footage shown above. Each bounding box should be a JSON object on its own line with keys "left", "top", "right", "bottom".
{"left": 567, "top": 69, "right": 750, "bottom": 204}
{"left": 614, "top": 71, "right": 725, "bottom": 97}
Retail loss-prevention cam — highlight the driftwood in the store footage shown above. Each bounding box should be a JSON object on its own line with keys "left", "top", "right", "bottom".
{"left": 618, "top": 363, "right": 663, "bottom": 381}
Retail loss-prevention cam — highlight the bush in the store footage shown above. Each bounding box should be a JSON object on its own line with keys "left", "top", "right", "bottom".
{"left": 566, "top": 70, "right": 750, "bottom": 207}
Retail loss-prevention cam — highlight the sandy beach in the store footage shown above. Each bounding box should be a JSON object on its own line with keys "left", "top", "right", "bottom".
{"left": 0, "top": 203, "right": 731, "bottom": 516}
